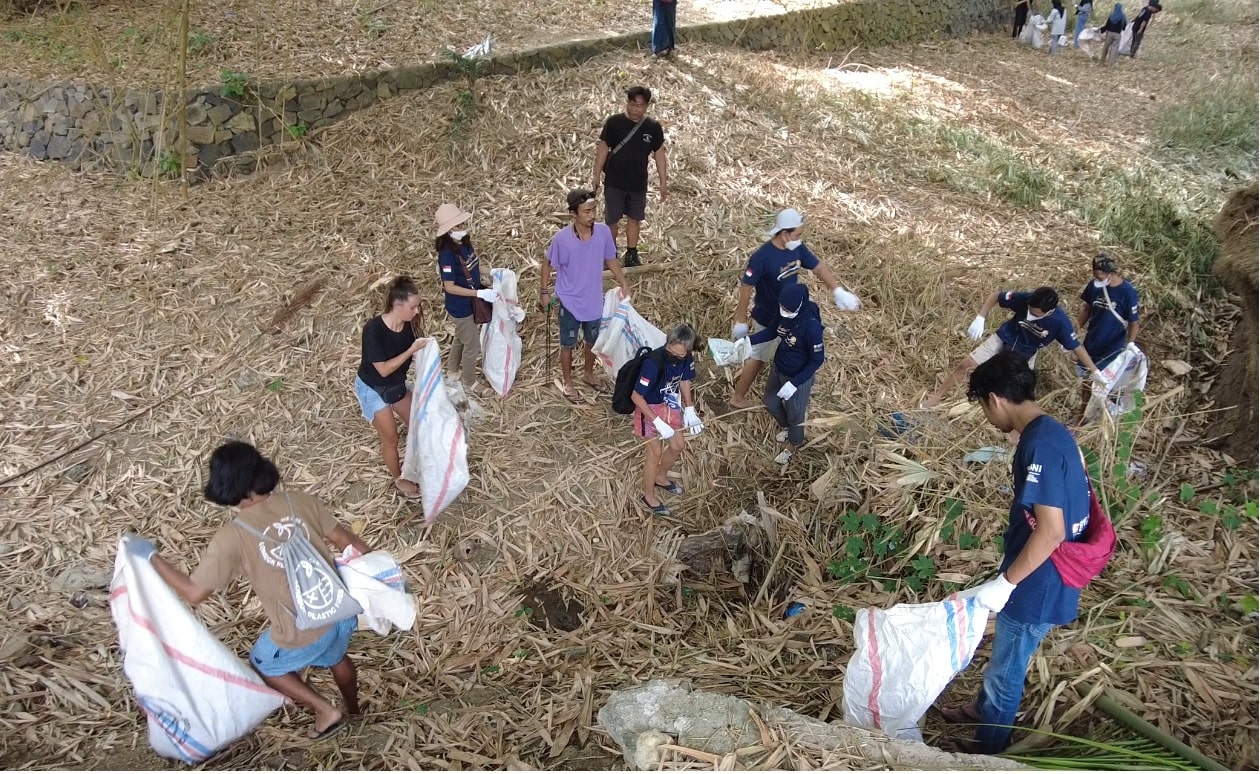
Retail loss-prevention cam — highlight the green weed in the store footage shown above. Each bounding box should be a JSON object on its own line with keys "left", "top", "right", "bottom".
{"left": 220, "top": 70, "right": 251, "bottom": 100}
{"left": 188, "top": 30, "right": 213, "bottom": 53}
{"left": 286, "top": 121, "right": 308, "bottom": 139}
{"left": 158, "top": 149, "right": 182, "bottom": 177}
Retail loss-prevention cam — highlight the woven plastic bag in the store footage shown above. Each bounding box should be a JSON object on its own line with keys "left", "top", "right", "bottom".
{"left": 1083, "top": 344, "right": 1149, "bottom": 424}
{"left": 111, "top": 535, "right": 285, "bottom": 763}
{"left": 843, "top": 594, "right": 989, "bottom": 742}
{"left": 592, "top": 289, "right": 666, "bottom": 378}
{"left": 480, "top": 267, "right": 526, "bottom": 396}
{"left": 336, "top": 547, "right": 416, "bottom": 636}
{"left": 401, "top": 340, "right": 469, "bottom": 522}
{"left": 707, "top": 337, "right": 752, "bottom": 368}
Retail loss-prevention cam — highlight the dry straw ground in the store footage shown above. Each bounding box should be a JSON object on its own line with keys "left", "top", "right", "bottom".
{"left": 1, "top": 1, "right": 1257, "bottom": 771}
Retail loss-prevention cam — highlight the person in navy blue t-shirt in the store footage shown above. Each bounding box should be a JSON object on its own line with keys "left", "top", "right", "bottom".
{"left": 1075, "top": 253, "right": 1140, "bottom": 415}
{"left": 435, "top": 203, "right": 500, "bottom": 395}
{"left": 748, "top": 283, "right": 824, "bottom": 465}
{"left": 630, "top": 323, "right": 704, "bottom": 518}
{"left": 922, "top": 286, "right": 1104, "bottom": 409}
{"left": 729, "top": 207, "right": 860, "bottom": 408}
{"left": 936, "top": 351, "right": 1090, "bottom": 754}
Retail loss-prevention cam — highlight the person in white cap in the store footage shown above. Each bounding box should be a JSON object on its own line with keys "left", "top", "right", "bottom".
{"left": 435, "top": 203, "right": 499, "bottom": 395}
{"left": 729, "top": 208, "right": 859, "bottom": 409}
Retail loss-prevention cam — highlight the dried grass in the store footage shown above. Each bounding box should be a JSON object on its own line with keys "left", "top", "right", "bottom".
{"left": 0, "top": 16, "right": 1256, "bottom": 774}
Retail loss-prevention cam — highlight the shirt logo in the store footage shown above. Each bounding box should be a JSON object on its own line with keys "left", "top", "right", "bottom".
{"left": 255, "top": 518, "right": 308, "bottom": 568}
{"left": 638, "top": 376, "right": 651, "bottom": 387}
{"left": 1025, "top": 462, "right": 1042, "bottom": 484}
{"left": 744, "top": 268, "right": 754, "bottom": 278}
{"left": 641, "top": 133, "right": 653, "bottom": 143}
{"left": 441, "top": 265, "right": 453, "bottom": 274}
{"left": 1017, "top": 319, "right": 1051, "bottom": 339}
{"left": 775, "top": 260, "right": 802, "bottom": 283}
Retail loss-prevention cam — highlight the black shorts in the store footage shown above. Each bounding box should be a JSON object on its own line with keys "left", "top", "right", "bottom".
{"left": 604, "top": 185, "right": 647, "bottom": 224}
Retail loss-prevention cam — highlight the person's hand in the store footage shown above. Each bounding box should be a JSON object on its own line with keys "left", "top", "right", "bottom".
{"left": 590, "top": 178, "right": 600, "bottom": 194}
{"left": 965, "top": 573, "right": 1016, "bottom": 612}
{"left": 476, "top": 288, "right": 500, "bottom": 303}
{"left": 1090, "top": 369, "right": 1108, "bottom": 386}
{"left": 539, "top": 290, "right": 551, "bottom": 309}
{"left": 124, "top": 533, "right": 157, "bottom": 562}
{"left": 1124, "top": 342, "right": 1140, "bottom": 356}
{"left": 966, "top": 315, "right": 986, "bottom": 341}
{"left": 659, "top": 184, "right": 669, "bottom": 203}
{"left": 683, "top": 406, "right": 703, "bottom": 436}
{"left": 777, "top": 381, "right": 798, "bottom": 400}
{"left": 731, "top": 322, "right": 749, "bottom": 340}
{"left": 832, "top": 287, "right": 861, "bottom": 311}
{"left": 652, "top": 416, "right": 676, "bottom": 440}
{"left": 619, "top": 286, "right": 632, "bottom": 304}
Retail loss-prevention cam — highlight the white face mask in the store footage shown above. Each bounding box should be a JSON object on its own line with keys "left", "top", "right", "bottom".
{"left": 1092, "top": 279, "right": 1107, "bottom": 288}
{"left": 784, "top": 239, "right": 803, "bottom": 251}
{"left": 450, "top": 230, "right": 468, "bottom": 241}
{"left": 1027, "top": 310, "right": 1049, "bottom": 322}
{"left": 779, "top": 307, "right": 798, "bottom": 319}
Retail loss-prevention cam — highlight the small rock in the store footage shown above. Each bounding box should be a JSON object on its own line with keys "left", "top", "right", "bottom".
{"left": 236, "top": 367, "right": 263, "bottom": 389}
{"left": 51, "top": 566, "right": 111, "bottom": 593}
{"left": 62, "top": 462, "right": 92, "bottom": 483}
{"left": 8, "top": 594, "right": 27, "bottom": 612}
{"left": 0, "top": 634, "right": 33, "bottom": 663}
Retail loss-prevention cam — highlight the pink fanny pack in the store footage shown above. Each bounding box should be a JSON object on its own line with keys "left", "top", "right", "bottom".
{"left": 1048, "top": 484, "right": 1117, "bottom": 588}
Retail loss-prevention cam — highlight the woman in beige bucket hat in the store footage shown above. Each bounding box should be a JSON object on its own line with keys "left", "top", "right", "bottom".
{"left": 435, "top": 203, "right": 500, "bottom": 394}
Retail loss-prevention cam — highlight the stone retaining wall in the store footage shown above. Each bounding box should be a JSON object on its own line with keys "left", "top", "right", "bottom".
{"left": 0, "top": 0, "right": 1005, "bottom": 177}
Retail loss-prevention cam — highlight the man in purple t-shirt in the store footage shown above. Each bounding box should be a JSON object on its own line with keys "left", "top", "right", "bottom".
{"left": 540, "top": 188, "right": 631, "bottom": 401}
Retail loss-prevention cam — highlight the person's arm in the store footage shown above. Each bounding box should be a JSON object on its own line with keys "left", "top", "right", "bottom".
{"left": 793, "top": 326, "right": 826, "bottom": 385}
{"left": 605, "top": 255, "right": 630, "bottom": 298}
{"left": 653, "top": 145, "right": 668, "bottom": 202}
{"left": 373, "top": 337, "right": 425, "bottom": 378}
{"left": 539, "top": 254, "right": 553, "bottom": 307}
{"left": 812, "top": 262, "right": 841, "bottom": 292}
{"left": 328, "top": 524, "right": 371, "bottom": 557}
{"left": 734, "top": 283, "right": 754, "bottom": 324}
{"left": 630, "top": 358, "right": 660, "bottom": 415}
{"left": 1001, "top": 502, "right": 1067, "bottom": 584}
{"left": 978, "top": 290, "right": 1004, "bottom": 317}
{"left": 1076, "top": 301, "right": 1091, "bottom": 330}
{"left": 591, "top": 140, "right": 609, "bottom": 191}
{"left": 749, "top": 324, "right": 777, "bottom": 346}
{"left": 152, "top": 555, "right": 214, "bottom": 607}
{"left": 1073, "top": 344, "right": 1099, "bottom": 373}
{"left": 680, "top": 379, "right": 693, "bottom": 408}
{"left": 443, "top": 280, "right": 482, "bottom": 298}
{"left": 1126, "top": 319, "right": 1140, "bottom": 345}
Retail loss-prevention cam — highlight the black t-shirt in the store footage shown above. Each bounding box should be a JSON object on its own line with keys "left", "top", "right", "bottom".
{"left": 599, "top": 114, "right": 665, "bottom": 193}
{"left": 357, "top": 315, "right": 416, "bottom": 389}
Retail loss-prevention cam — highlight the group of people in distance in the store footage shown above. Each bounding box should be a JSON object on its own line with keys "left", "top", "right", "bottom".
{"left": 1014, "top": 0, "right": 1162, "bottom": 62}
{"left": 122, "top": 72, "right": 1144, "bottom": 754}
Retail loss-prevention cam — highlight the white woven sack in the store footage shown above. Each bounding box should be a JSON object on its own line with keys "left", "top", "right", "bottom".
{"left": 401, "top": 340, "right": 469, "bottom": 522}
{"left": 592, "top": 289, "right": 666, "bottom": 378}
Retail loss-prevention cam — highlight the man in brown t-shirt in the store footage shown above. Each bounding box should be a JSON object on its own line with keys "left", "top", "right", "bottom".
{"left": 130, "top": 442, "right": 372, "bottom": 741}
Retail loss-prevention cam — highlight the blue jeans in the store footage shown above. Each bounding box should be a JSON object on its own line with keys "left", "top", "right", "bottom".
{"left": 973, "top": 612, "right": 1054, "bottom": 752}
{"left": 651, "top": 0, "right": 677, "bottom": 54}
{"left": 1073, "top": 5, "right": 1092, "bottom": 46}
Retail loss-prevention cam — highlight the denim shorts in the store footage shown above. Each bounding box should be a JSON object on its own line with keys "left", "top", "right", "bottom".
{"left": 249, "top": 617, "right": 356, "bottom": 677}
{"left": 558, "top": 304, "right": 600, "bottom": 348}
{"left": 354, "top": 376, "right": 396, "bottom": 422}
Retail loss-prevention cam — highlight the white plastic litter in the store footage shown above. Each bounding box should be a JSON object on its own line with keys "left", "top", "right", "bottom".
{"left": 401, "top": 340, "right": 469, "bottom": 522}
{"left": 1118, "top": 24, "right": 1134, "bottom": 55}
{"left": 843, "top": 594, "right": 989, "bottom": 742}
{"left": 592, "top": 289, "right": 666, "bottom": 378}
{"left": 1026, "top": 14, "right": 1046, "bottom": 47}
{"left": 1083, "top": 344, "right": 1149, "bottom": 424}
{"left": 480, "top": 267, "right": 526, "bottom": 396}
{"left": 707, "top": 337, "right": 752, "bottom": 368}
{"left": 110, "top": 535, "right": 285, "bottom": 763}
{"left": 336, "top": 548, "right": 416, "bottom": 636}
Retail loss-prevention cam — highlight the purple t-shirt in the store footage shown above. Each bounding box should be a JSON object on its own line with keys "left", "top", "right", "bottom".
{"left": 546, "top": 223, "right": 616, "bottom": 322}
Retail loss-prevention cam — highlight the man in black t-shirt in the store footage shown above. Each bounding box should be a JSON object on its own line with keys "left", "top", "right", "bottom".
{"left": 591, "top": 85, "right": 668, "bottom": 267}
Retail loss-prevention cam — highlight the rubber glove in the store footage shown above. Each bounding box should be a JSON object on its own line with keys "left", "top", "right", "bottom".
{"left": 731, "top": 322, "right": 749, "bottom": 340}
{"left": 966, "top": 573, "right": 1016, "bottom": 612}
{"left": 1090, "top": 369, "right": 1108, "bottom": 386}
{"left": 652, "top": 416, "right": 676, "bottom": 440}
{"left": 777, "top": 381, "right": 798, "bottom": 400}
{"left": 683, "top": 407, "right": 703, "bottom": 436}
{"left": 1124, "top": 342, "right": 1141, "bottom": 356}
{"left": 124, "top": 533, "right": 157, "bottom": 562}
{"left": 966, "top": 315, "right": 986, "bottom": 341}
{"left": 832, "top": 287, "right": 861, "bottom": 311}
{"left": 476, "top": 289, "right": 500, "bottom": 303}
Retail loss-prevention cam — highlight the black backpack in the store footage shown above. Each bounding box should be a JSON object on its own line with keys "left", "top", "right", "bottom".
{"left": 612, "top": 346, "right": 666, "bottom": 414}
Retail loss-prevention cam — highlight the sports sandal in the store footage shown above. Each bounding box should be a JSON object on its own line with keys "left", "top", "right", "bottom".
{"left": 775, "top": 429, "right": 789, "bottom": 443}
{"left": 656, "top": 481, "right": 684, "bottom": 496}
{"left": 773, "top": 448, "right": 795, "bottom": 465}
{"left": 640, "top": 496, "right": 672, "bottom": 517}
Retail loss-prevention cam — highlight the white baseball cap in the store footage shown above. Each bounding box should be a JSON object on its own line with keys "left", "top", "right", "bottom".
{"left": 767, "top": 208, "right": 804, "bottom": 238}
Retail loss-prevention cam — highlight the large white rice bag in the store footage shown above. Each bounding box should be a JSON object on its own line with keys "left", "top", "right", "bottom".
{"left": 110, "top": 535, "right": 285, "bottom": 763}
{"left": 843, "top": 594, "right": 989, "bottom": 742}
{"left": 1118, "top": 25, "right": 1134, "bottom": 55}
{"left": 401, "top": 340, "right": 469, "bottom": 522}
{"left": 1083, "top": 344, "right": 1149, "bottom": 424}
{"left": 336, "top": 548, "right": 416, "bottom": 636}
{"left": 480, "top": 267, "right": 526, "bottom": 396}
{"left": 592, "top": 289, "right": 666, "bottom": 378}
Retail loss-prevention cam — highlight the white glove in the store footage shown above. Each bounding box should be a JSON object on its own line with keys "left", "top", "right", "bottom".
{"left": 966, "top": 574, "right": 1017, "bottom": 612}
{"left": 776, "top": 381, "right": 798, "bottom": 400}
{"left": 731, "top": 322, "right": 749, "bottom": 340}
{"left": 476, "top": 288, "right": 500, "bottom": 303}
{"left": 1124, "top": 342, "right": 1140, "bottom": 356}
{"left": 966, "top": 315, "right": 986, "bottom": 341}
{"left": 734, "top": 338, "right": 753, "bottom": 362}
{"left": 1090, "top": 369, "right": 1108, "bottom": 386}
{"left": 123, "top": 533, "right": 157, "bottom": 562}
{"left": 683, "top": 406, "right": 703, "bottom": 436}
{"left": 652, "top": 417, "right": 676, "bottom": 440}
{"left": 832, "top": 287, "right": 861, "bottom": 311}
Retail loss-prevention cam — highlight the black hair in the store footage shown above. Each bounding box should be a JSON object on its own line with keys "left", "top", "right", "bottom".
{"left": 383, "top": 276, "right": 419, "bottom": 314}
{"left": 204, "top": 441, "right": 280, "bottom": 506}
{"left": 434, "top": 233, "right": 472, "bottom": 254}
{"left": 626, "top": 85, "right": 652, "bottom": 104}
{"left": 567, "top": 188, "right": 596, "bottom": 212}
{"left": 1092, "top": 253, "right": 1118, "bottom": 274}
{"left": 967, "top": 350, "right": 1037, "bottom": 405}
{"left": 1028, "top": 286, "right": 1059, "bottom": 312}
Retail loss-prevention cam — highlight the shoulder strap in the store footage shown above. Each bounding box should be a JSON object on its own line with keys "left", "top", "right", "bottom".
{"left": 1099, "top": 284, "right": 1129, "bottom": 326}
{"left": 608, "top": 116, "right": 649, "bottom": 159}
{"left": 232, "top": 492, "right": 299, "bottom": 544}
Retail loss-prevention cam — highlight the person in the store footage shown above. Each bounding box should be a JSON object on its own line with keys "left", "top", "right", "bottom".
{"left": 355, "top": 276, "right": 429, "bottom": 499}
{"left": 1013, "top": 0, "right": 1031, "bottom": 39}
{"left": 651, "top": 0, "right": 678, "bottom": 57}
{"left": 540, "top": 188, "right": 631, "bottom": 402}
{"left": 921, "top": 286, "right": 1105, "bottom": 408}
{"left": 127, "top": 442, "right": 373, "bottom": 741}
{"left": 1075, "top": 253, "right": 1140, "bottom": 415}
{"left": 434, "top": 203, "right": 500, "bottom": 395}
{"left": 748, "top": 283, "right": 824, "bottom": 465}
{"left": 590, "top": 86, "right": 668, "bottom": 268}
{"left": 1047, "top": 0, "right": 1067, "bottom": 54}
{"left": 728, "top": 208, "right": 859, "bottom": 409}
{"left": 936, "top": 351, "right": 1091, "bottom": 754}
{"left": 1072, "top": 1, "right": 1094, "bottom": 48}
{"left": 1129, "top": 1, "right": 1161, "bottom": 58}
{"left": 1098, "top": 3, "right": 1127, "bottom": 64}
{"left": 631, "top": 323, "right": 703, "bottom": 517}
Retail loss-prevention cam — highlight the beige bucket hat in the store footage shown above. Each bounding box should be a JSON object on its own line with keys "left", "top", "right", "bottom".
{"left": 435, "top": 203, "right": 471, "bottom": 237}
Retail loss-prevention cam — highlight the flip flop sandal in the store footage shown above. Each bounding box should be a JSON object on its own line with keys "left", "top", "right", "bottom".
{"left": 656, "top": 481, "right": 684, "bottom": 496}
{"left": 554, "top": 379, "right": 582, "bottom": 404}
{"left": 309, "top": 717, "right": 348, "bottom": 742}
{"left": 935, "top": 702, "right": 982, "bottom": 724}
{"left": 583, "top": 380, "right": 612, "bottom": 395}
{"left": 640, "top": 496, "right": 672, "bottom": 517}
{"left": 395, "top": 481, "right": 423, "bottom": 501}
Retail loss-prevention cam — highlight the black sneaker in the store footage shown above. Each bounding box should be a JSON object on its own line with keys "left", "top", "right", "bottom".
{"left": 623, "top": 247, "right": 642, "bottom": 267}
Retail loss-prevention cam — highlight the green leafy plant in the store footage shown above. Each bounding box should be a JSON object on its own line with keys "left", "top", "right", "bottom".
{"left": 158, "top": 149, "right": 182, "bottom": 177}
{"left": 513, "top": 605, "right": 533, "bottom": 618}
{"left": 265, "top": 377, "right": 284, "bottom": 392}
{"left": 398, "top": 698, "right": 428, "bottom": 715}
{"left": 286, "top": 121, "right": 308, "bottom": 139}
{"left": 188, "top": 30, "right": 212, "bottom": 53}
{"left": 831, "top": 604, "right": 855, "bottom": 622}
{"left": 480, "top": 664, "right": 501, "bottom": 676}
{"left": 220, "top": 70, "right": 251, "bottom": 100}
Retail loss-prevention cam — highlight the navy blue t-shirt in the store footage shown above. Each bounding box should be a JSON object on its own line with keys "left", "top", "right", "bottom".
{"left": 1000, "top": 414, "right": 1089, "bottom": 625}
{"left": 635, "top": 353, "right": 695, "bottom": 410}
{"left": 438, "top": 243, "right": 482, "bottom": 318}
{"left": 751, "top": 304, "right": 825, "bottom": 383}
{"left": 741, "top": 241, "right": 821, "bottom": 328}
{"left": 994, "top": 291, "right": 1081, "bottom": 357}
{"left": 1080, "top": 280, "right": 1139, "bottom": 368}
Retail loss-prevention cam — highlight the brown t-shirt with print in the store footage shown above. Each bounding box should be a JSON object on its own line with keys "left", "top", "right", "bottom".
{"left": 190, "top": 490, "right": 339, "bottom": 649}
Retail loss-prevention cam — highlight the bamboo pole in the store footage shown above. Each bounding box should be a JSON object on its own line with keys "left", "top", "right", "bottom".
{"left": 177, "top": 0, "right": 190, "bottom": 197}
{"left": 1093, "top": 690, "right": 1227, "bottom": 771}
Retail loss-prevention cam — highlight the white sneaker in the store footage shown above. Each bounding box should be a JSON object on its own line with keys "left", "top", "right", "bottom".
{"left": 774, "top": 448, "right": 794, "bottom": 465}
{"left": 775, "top": 430, "right": 789, "bottom": 443}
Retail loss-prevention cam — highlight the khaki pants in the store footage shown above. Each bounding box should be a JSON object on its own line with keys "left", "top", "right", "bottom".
{"left": 450, "top": 314, "right": 481, "bottom": 384}
{"left": 1100, "top": 30, "right": 1121, "bottom": 63}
